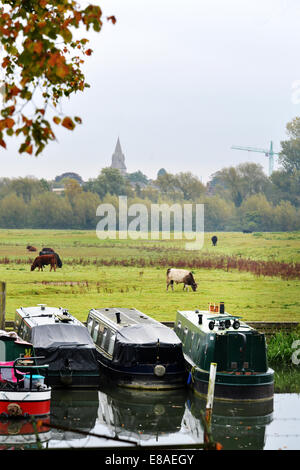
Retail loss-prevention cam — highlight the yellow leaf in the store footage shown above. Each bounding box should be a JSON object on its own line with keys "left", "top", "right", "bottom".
{"left": 53, "top": 116, "right": 61, "bottom": 125}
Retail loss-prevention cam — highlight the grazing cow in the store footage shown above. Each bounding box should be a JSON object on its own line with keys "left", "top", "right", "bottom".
{"left": 243, "top": 229, "right": 252, "bottom": 234}
{"left": 31, "top": 254, "right": 57, "bottom": 272}
{"left": 211, "top": 236, "right": 218, "bottom": 246}
{"left": 39, "top": 248, "right": 62, "bottom": 268}
{"left": 26, "top": 245, "right": 37, "bottom": 252}
{"left": 166, "top": 268, "right": 197, "bottom": 292}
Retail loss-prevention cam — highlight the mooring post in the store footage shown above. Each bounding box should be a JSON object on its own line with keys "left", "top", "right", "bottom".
{"left": 204, "top": 362, "right": 217, "bottom": 443}
{"left": 0, "top": 281, "right": 6, "bottom": 330}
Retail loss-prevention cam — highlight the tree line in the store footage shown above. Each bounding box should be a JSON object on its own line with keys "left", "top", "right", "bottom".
{"left": 0, "top": 118, "right": 299, "bottom": 232}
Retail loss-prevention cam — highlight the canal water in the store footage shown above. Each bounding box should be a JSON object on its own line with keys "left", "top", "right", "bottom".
{"left": 0, "top": 383, "right": 299, "bottom": 450}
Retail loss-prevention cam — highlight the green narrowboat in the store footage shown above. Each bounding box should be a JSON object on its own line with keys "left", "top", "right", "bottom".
{"left": 0, "top": 330, "right": 33, "bottom": 362}
{"left": 174, "top": 304, "right": 274, "bottom": 402}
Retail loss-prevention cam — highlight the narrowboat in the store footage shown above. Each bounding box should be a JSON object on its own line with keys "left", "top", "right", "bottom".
{"left": 87, "top": 307, "right": 186, "bottom": 390}
{"left": 0, "top": 357, "right": 51, "bottom": 418}
{"left": 0, "top": 329, "right": 51, "bottom": 418}
{"left": 174, "top": 303, "right": 274, "bottom": 402}
{"left": 14, "top": 304, "right": 100, "bottom": 389}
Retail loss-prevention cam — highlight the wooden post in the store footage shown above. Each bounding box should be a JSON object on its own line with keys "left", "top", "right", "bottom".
{"left": 0, "top": 282, "right": 6, "bottom": 330}
{"left": 204, "top": 362, "right": 217, "bottom": 444}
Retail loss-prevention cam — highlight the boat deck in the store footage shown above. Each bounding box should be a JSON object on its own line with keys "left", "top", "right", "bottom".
{"left": 16, "top": 306, "right": 82, "bottom": 328}
{"left": 177, "top": 310, "right": 254, "bottom": 335}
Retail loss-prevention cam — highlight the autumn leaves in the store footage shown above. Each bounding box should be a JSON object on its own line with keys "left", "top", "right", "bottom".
{"left": 0, "top": 0, "right": 114, "bottom": 156}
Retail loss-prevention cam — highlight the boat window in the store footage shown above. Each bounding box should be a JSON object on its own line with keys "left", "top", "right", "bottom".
{"left": 107, "top": 333, "right": 115, "bottom": 355}
{"left": 92, "top": 323, "right": 99, "bottom": 342}
{"left": 100, "top": 328, "right": 108, "bottom": 349}
{"left": 182, "top": 327, "right": 188, "bottom": 345}
{"left": 18, "top": 321, "right": 25, "bottom": 338}
{"left": 177, "top": 321, "right": 181, "bottom": 329}
{"left": 23, "top": 324, "right": 31, "bottom": 342}
{"left": 14, "top": 312, "right": 21, "bottom": 330}
{"left": 87, "top": 316, "right": 93, "bottom": 333}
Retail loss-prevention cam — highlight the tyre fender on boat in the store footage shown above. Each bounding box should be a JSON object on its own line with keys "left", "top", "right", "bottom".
{"left": 7, "top": 403, "right": 22, "bottom": 416}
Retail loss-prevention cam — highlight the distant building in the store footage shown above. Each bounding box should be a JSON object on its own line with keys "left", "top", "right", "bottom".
{"left": 111, "top": 137, "right": 127, "bottom": 175}
{"left": 52, "top": 187, "right": 65, "bottom": 194}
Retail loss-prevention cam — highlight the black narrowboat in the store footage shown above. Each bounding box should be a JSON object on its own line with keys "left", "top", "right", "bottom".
{"left": 87, "top": 307, "right": 186, "bottom": 390}
{"left": 14, "top": 304, "right": 99, "bottom": 388}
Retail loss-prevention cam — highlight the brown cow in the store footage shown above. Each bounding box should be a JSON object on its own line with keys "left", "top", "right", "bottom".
{"left": 31, "top": 254, "right": 57, "bottom": 272}
{"left": 27, "top": 245, "right": 37, "bottom": 252}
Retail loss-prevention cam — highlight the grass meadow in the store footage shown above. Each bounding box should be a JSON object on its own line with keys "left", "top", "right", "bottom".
{"left": 0, "top": 229, "right": 299, "bottom": 324}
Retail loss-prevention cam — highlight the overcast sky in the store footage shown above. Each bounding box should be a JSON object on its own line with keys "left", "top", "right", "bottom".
{"left": 1, "top": 0, "right": 300, "bottom": 183}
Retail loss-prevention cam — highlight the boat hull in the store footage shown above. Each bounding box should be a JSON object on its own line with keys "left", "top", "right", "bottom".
{"left": 188, "top": 364, "right": 274, "bottom": 402}
{"left": 0, "top": 389, "right": 51, "bottom": 417}
{"left": 98, "top": 358, "right": 186, "bottom": 390}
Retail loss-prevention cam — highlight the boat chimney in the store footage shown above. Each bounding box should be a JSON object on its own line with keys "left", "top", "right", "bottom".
{"left": 220, "top": 302, "right": 225, "bottom": 314}
{"left": 115, "top": 311, "right": 121, "bottom": 324}
{"left": 198, "top": 314, "right": 203, "bottom": 325}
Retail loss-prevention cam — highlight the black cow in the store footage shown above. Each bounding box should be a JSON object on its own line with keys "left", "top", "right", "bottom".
{"left": 211, "top": 235, "right": 218, "bottom": 246}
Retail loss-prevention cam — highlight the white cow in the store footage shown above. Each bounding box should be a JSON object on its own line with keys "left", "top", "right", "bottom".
{"left": 166, "top": 268, "right": 197, "bottom": 292}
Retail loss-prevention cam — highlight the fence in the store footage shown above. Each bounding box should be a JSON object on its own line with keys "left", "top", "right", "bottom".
{"left": 3, "top": 319, "right": 300, "bottom": 339}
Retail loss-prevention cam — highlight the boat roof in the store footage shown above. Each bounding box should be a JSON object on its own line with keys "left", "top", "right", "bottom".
{"left": 15, "top": 305, "right": 83, "bottom": 328}
{"left": 89, "top": 307, "right": 162, "bottom": 331}
{"left": 177, "top": 309, "right": 254, "bottom": 334}
{"left": 89, "top": 307, "right": 181, "bottom": 345}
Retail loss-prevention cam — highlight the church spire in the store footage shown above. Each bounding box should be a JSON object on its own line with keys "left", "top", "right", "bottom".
{"left": 111, "top": 137, "right": 127, "bottom": 174}
{"left": 114, "top": 137, "right": 122, "bottom": 154}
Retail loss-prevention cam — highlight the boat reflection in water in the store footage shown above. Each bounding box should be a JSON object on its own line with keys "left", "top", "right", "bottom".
{"left": 2, "top": 388, "right": 273, "bottom": 450}
{"left": 98, "top": 384, "right": 187, "bottom": 445}
{"left": 49, "top": 389, "right": 99, "bottom": 442}
{"left": 0, "top": 418, "right": 51, "bottom": 450}
{"left": 184, "top": 392, "right": 273, "bottom": 450}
